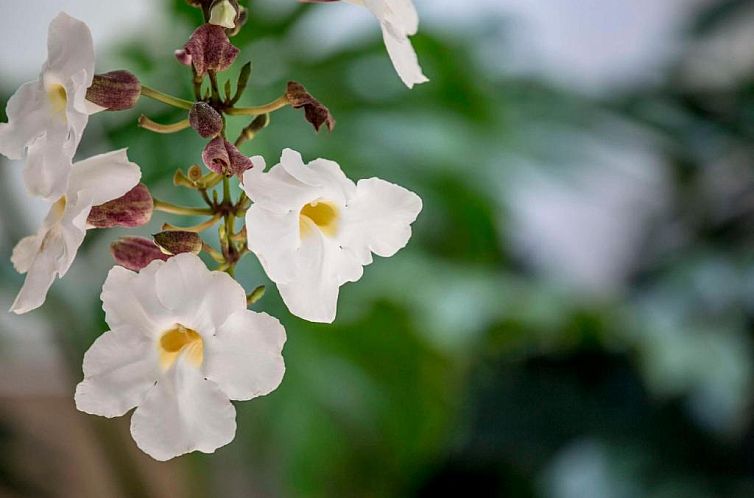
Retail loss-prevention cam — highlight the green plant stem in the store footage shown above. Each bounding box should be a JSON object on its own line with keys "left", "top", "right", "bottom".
{"left": 153, "top": 199, "right": 214, "bottom": 216}
{"left": 140, "top": 85, "right": 194, "bottom": 110}
{"left": 225, "top": 95, "right": 290, "bottom": 116}
{"left": 162, "top": 213, "right": 222, "bottom": 233}
{"left": 138, "top": 115, "right": 190, "bottom": 134}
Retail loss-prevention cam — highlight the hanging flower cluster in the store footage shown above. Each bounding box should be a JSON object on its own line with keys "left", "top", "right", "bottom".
{"left": 1, "top": 0, "right": 424, "bottom": 461}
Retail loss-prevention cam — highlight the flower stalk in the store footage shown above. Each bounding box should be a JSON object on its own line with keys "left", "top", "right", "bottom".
{"left": 140, "top": 85, "right": 194, "bottom": 110}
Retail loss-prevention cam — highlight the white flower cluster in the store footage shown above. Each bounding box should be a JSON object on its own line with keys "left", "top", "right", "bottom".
{"left": 1, "top": 6, "right": 423, "bottom": 461}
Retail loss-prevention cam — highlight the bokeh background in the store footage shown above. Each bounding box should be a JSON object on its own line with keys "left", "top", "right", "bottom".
{"left": 2, "top": 0, "right": 754, "bottom": 496}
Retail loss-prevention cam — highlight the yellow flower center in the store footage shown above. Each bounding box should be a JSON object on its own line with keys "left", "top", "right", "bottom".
{"left": 300, "top": 200, "right": 339, "bottom": 238}
{"left": 46, "top": 83, "right": 68, "bottom": 116}
{"left": 51, "top": 196, "right": 67, "bottom": 218}
{"left": 159, "top": 324, "right": 204, "bottom": 371}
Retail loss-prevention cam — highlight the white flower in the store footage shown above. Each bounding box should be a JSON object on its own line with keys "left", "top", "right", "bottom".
{"left": 346, "top": 0, "right": 428, "bottom": 88}
{"left": 0, "top": 12, "right": 99, "bottom": 200}
{"left": 10, "top": 149, "right": 141, "bottom": 314}
{"left": 74, "top": 254, "right": 287, "bottom": 461}
{"left": 241, "top": 149, "right": 422, "bottom": 323}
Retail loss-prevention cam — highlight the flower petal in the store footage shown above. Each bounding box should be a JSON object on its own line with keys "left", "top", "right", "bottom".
{"left": 102, "top": 264, "right": 174, "bottom": 337}
{"left": 277, "top": 230, "right": 363, "bottom": 323}
{"left": 205, "top": 310, "right": 286, "bottom": 401}
{"left": 10, "top": 235, "right": 42, "bottom": 274}
{"left": 44, "top": 12, "right": 95, "bottom": 87}
{"left": 339, "top": 177, "right": 422, "bottom": 264}
{"left": 153, "top": 254, "right": 247, "bottom": 335}
{"left": 22, "top": 118, "right": 74, "bottom": 200}
{"left": 67, "top": 149, "right": 142, "bottom": 206}
{"left": 75, "top": 326, "right": 159, "bottom": 418}
{"left": 0, "top": 81, "right": 48, "bottom": 160}
{"left": 130, "top": 359, "right": 236, "bottom": 461}
{"left": 9, "top": 235, "right": 63, "bottom": 314}
{"left": 379, "top": 22, "right": 428, "bottom": 89}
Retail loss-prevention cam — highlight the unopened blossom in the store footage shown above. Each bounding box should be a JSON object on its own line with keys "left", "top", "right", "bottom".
{"left": 87, "top": 183, "right": 153, "bottom": 229}
{"left": 304, "top": 0, "right": 428, "bottom": 88}
{"left": 202, "top": 137, "right": 253, "bottom": 176}
{"left": 10, "top": 150, "right": 141, "bottom": 314}
{"left": 85, "top": 70, "right": 142, "bottom": 111}
{"left": 176, "top": 23, "right": 239, "bottom": 77}
{"left": 111, "top": 237, "right": 170, "bottom": 272}
{"left": 241, "top": 149, "right": 422, "bottom": 323}
{"left": 75, "top": 254, "right": 287, "bottom": 461}
{"left": 0, "top": 12, "right": 99, "bottom": 200}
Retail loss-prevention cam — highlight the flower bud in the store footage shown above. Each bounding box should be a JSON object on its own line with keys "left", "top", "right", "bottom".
{"left": 111, "top": 237, "right": 170, "bottom": 272}
{"left": 286, "top": 81, "right": 335, "bottom": 132}
{"left": 85, "top": 71, "right": 141, "bottom": 111}
{"left": 209, "top": 0, "right": 239, "bottom": 29}
{"left": 178, "top": 24, "right": 239, "bottom": 77}
{"left": 153, "top": 231, "right": 203, "bottom": 256}
{"left": 87, "top": 184, "right": 153, "bottom": 229}
{"left": 202, "top": 137, "right": 253, "bottom": 176}
{"left": 189, "top": 102, "right": 223, "bottom": 138}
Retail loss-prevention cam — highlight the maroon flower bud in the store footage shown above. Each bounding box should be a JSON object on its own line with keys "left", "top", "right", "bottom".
{"left": 178, "top": 24, "right": 239, "bottom": 77}
{"left": 286, "top": 81, "right": 335, "bottom": 132}
{"left": 153, "top": 231, "right": 203, "bottom": 256}
{"left": 189, "top": 102, "right": 223, "bottom": 138}
{"left": 85, "top": 71, "right": 142, "bottom": 111}
{"left": 87, "top": 184, "right": 153, "bottom": 229}
{"left": 202, "top": 137, "right": 253, "bottom": 176}
{"left": 111, "top": 237, "right": 170, "bottom": 272}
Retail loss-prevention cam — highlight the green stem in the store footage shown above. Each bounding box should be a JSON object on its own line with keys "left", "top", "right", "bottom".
{"left": 162, "top": 213, "right": 222, "bottom": 233}
{"left": 225, "top": 95, "right": 290, "bottom": 116}
{"left": 138, "top": 115, "right": 190, "bottom": 134}
{"left": 154, "top": 198, "right": 214, "bottom": 216}
{"left": 140, "top": 85, "right": 194, "bottom": 110}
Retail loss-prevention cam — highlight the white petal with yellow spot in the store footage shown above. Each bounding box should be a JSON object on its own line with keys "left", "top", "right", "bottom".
{"left": 74, "top": 253, "right": 287, "bottom": 461}
{"left": 0, "top": 12, "right": 98, "bottom": 200}
{"left": 241, "top": 149, "right": 423, "bottom": 323}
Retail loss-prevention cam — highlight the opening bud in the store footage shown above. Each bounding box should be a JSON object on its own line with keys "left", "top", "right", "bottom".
{"left": 286, "top": 81, "right": 335, "bottom": 132}
{"left": 154, "top": 231, "right": 203, "bottom": 256}
{"left": 189, "top": 102, "right": 224, "bottom": 138}
{"left": 209, "top": 0, "right": 239, "bottom": 29}
{"left": 178, "top": 24, "right": 239, "bottom": 77}
{"left": 202, "top": 137, "right": 253, "bottom": 177}
{"left": 87, "top": 184, "right": 154, "bottom": 229}
{"left": 111, "top": 237, "right": 170, "bottom": 272}
{"left": 86, "top": 71, "right": 142, "bottom": 111}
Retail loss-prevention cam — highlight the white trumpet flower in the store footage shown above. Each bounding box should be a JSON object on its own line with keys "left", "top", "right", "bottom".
{"left": 0, "top": 12, "right": 99, "bottom": 200}
{"left": 10, "top": 149, "right": 141, "bottom": 314}
{"left": 241, "top": 149, "right": 422, "bottom": 323}
{"left": 75, "top": 253, "right": 287, "bottom": 461}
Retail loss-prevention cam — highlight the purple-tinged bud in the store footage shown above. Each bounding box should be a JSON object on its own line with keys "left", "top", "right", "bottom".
{"left": 189, "top": 102, "right": 223, "bottom": 138}
{"left": 175, "top": 49, "right": 193, "bottom": 67}
{"left": 202, "top": 137, "right": 253, "bottom": 177}
{"left": 111, "top": 237, "right": 170, "bottom": 272}
{"left": 180, "top": 24, "right": 239, "bottom": 77}
{"left": 87, "top": 184, "right": 154, "bottom": 229}
{"left": 86, "top": 71, "right": 142, "bottom": 111}
{"left": 286, "top": 81, "right": 335, "bottom": 132}
{"left": 153, "top": 231, "right": 203, "bottom": 256}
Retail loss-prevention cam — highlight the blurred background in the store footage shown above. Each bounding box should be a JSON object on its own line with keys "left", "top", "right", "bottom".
{"left": 2, "top": 0, "right": 754, "bottom": 496}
